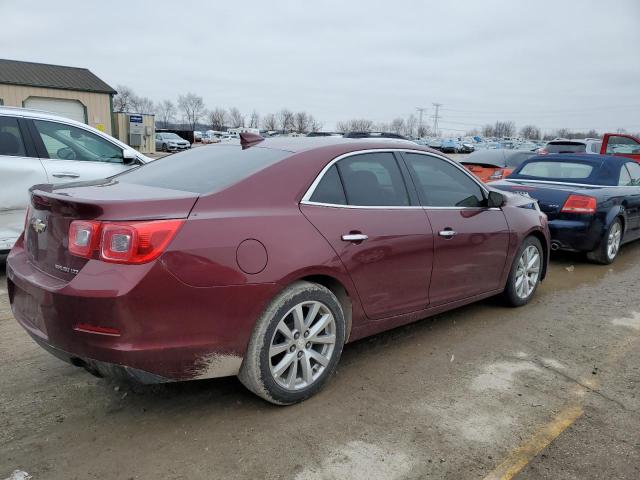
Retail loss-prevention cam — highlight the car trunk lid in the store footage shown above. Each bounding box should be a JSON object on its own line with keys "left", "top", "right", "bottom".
{"left": 26, "top": 180, "right": 199, "bottom": 281}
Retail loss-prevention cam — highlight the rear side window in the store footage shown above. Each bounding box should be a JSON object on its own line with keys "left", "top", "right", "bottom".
{"left": 518, "top": 161, "right": 594, "bottom": 179}
{"left": 404, "top": 153, "right": 485, "bottom": 207}
{"left": 0, "top": 116, "right": 27, "bottom": 157}
{"left": 337, "top": 153, "right": 409, "bottom": 206}
{"left": 310, "top": 165, "right": 346, "bottom": 205}
{"left": 118, "top": 145, "right": 290, "bottom": 193}
{"left": 625, "top": 162, "right": 640, "bottom": 184}
{"left": 545, "top": 142, "right": 586, "bottom": 154}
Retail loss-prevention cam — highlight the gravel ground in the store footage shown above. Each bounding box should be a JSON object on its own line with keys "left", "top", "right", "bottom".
{"left": 1, "top": 245, "right": 639, "bottom": 479}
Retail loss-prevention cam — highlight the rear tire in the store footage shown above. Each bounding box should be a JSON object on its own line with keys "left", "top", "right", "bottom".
{"left": 587, "top": 218, "right": 622, "bottom": 265}
{"left": 503, "top": 236, "right": 543, "bottom": 307}
{"left": 239, "top": 281, "right": 345, "bottom": 405}
{"left": 162, "top": 143, "right": 168, "bottom": 152}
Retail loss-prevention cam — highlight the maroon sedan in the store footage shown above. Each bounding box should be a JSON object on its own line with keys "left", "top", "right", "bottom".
{"left": 7, "top": 135, "right": 549, "bottom": 405}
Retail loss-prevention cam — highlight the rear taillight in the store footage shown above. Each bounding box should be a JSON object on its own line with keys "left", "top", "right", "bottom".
{"left": 68, "top": 219, "right": 184, "bottom": 264}
{"left": 69, "top": 220, "right": 101, "bottom": 258}
{"left": 561, "top": 195, "right": 597, "bottom": 214}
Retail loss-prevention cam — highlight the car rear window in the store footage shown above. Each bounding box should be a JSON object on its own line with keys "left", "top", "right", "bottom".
{"left": 517, "top": 161, "right": 594, "bottom": 179}
{"left": 545, "top": 142, "right": 586, "bottom": 153}
{"left": 117, "top": 145, "right": 290, "bottom": 193}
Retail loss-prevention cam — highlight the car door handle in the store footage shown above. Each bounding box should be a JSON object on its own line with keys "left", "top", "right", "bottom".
{"left": 341, "top": 233, "right": 369, "bottom": 242}
{"left": 52, "top": 172, "right": 80, "bottom": 178}
{"left": 438, "top": 229, "right": 457, "bottom": 238}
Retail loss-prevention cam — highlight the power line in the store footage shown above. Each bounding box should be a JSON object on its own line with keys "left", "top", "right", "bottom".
{"left": 432, "top": 103, "right": 442, "bottom": 136}
{"left": 416, "top": 106, "right": 427, "bottom": 133}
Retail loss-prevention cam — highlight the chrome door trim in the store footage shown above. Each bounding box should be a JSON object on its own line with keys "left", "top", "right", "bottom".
{"left": 300, "top": 148, "right": 491, "bottom": 209}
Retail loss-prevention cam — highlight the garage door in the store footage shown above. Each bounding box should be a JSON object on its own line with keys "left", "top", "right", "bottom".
{"left": 23, "top": 97, "right": 86, "bottom": 124}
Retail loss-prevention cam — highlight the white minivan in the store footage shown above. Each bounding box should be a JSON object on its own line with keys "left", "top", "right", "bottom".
{"left": 0, "top": 106, "right": 151, "bottom": 253}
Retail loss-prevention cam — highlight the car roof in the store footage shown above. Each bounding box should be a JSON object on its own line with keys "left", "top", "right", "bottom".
{"left": 252, "top": 136, "right": 433, "bottom": 154}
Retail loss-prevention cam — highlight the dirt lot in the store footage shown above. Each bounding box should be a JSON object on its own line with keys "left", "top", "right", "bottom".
{"left": 1, "top": 246, "right": 639, "bottom": 479}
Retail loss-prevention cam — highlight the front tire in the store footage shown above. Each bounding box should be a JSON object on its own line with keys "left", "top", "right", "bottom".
{"left": 503, "top": 236, "right": 543, "bottom": 307}
{"left": 587, "top": 218, "right": 622, "bottom": 265}
{"left": 161, "top": 143, "right": 168, "bottom": 152}
{"left": 239, "top": 281, "right": 345, "bottom": 405}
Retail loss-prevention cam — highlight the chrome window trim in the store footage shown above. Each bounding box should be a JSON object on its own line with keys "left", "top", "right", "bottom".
{"left": 300, "top": 148, "right": 490, "bottom": 209}
{"left": 505, "top": 179, "right": 621, "bottom": 188}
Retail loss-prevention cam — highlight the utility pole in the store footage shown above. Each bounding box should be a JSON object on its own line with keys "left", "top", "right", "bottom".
{"left": 432, "top": 103, "right": 442, "bottom": 136}
{"left": 416, "top": 107, "right": 427, "bottom": 137}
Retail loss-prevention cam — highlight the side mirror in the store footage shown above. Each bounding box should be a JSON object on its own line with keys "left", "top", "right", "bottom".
{"left": 487, "top": 190, "right": 505, "bottom": 208}
{"left": 122, "top": 149, "right": 137, "bottom": 165}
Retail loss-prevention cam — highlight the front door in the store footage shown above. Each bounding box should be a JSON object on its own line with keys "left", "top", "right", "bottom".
{"left": 301, "top": 152, "right": 434, "bottom": 319}
{"left": 28, "top": 119, "right": 135, "bottom": 184}
{"left": 402, "top": 152, "right": 510, "bottom": 305}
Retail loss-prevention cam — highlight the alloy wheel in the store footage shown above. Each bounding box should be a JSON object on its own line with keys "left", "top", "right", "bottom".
{"left": 514, "top": 245, "right": 541, "bottom": 299}
{"left": 607, "top": 222, "right": 622, "bottom": 260}
{"left": 269, "top": 301, "right": 336, "bottom": 391}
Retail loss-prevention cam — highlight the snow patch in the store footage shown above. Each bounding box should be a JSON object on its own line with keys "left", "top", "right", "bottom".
{"left": 4, "top": 471, "right": 31, "bottom": 480}
{"left": 295, "top": 441, "right": 414, "bottom": 480}
{"left": 611, "top": 312, "right": 640, "bottom": 331}
{"left": 471, "top": 361, "right": 542, "bottom": 392}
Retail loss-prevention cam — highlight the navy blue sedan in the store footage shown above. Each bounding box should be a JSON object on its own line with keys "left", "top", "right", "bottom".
{"left": 491, "top": 154, "right": 640, "bottom": 264}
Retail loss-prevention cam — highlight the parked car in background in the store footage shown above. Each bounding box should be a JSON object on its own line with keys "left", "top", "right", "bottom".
{"left": 600, "top": 133, "right": 640, "bottom": 162}
{"left": 459, "top": 142, "right": 475, "bottom": 153}
{"left": 155, "top": 132, "right": 191, "bottom": 152}
{"left": 428, "top": 138, "right": 443, "bottom": 150}
{"left": 194, "top": 131, "right": 203, "bottom": 143}
{"left": 462, "top": 149, "right": 536, "bottom": 182}
{"left": 440, "top": 138, "right": 460, "bottom": 153}
{"left": 0, "top": 106, "right": 149, "bottom": 253}
{"left": 491, "top": 154, "right": 640, "bottom": 264}
{"left": 202, "top": 132, "right": 220, "bottom": 144}
{"left": 538, "top": 138, "right": 601, "bottom": 155}
{"left": 8, "top": 136, "right": 548, "bottom": 405}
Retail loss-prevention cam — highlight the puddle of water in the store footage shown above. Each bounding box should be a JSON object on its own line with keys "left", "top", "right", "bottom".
{"left": 294, "top": 440, "right": 414, "bottom": 480}
{"left": 611, "top": 312, "right": 640, "bottom": 331}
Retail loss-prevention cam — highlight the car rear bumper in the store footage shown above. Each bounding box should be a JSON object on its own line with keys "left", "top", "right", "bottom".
{"left": 548, "top": 218, "right": 603, "bottom": 252}
{"left": 6, "top": 240, "right": 280, "bottom": 382}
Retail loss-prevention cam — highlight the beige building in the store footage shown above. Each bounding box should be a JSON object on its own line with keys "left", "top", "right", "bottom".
{"left": 0, "top": 58, "right": 116, "bottom": 134}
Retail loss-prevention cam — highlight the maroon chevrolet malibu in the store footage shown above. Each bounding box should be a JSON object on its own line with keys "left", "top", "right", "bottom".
{"left": 7, "top": 135, "right": 549, "bottom": 405}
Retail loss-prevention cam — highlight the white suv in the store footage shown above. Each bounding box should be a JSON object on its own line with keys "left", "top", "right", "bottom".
{"left": 539, "top": 138, "right": 602, "bottom": 155}
{"left": 0, "top": 106, "right": 150, "bottom": 252}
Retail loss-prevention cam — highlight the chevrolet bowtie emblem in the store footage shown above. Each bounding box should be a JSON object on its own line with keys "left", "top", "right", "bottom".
{"left": 31, "top": 217, "right": 47, "bottom": 234}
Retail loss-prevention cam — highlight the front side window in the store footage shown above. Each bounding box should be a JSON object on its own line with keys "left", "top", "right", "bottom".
{"left": 0, "top": 116, "right": 27, "bottom": 157}
{"left": 404, "top": 153, "right": 485, "bottom": 207}
{"left": 33, "top": 120, "right": 124, "bottom": 163}
{"left": 618, "top": 165, "right": 632, "bottom": 186}
{"left": 336, "top": 153, "right": 409, "bottom": 206}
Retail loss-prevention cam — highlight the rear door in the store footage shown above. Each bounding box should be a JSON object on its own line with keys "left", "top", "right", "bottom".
{"left": 301, "top": 151, "right": 434, "bottom": 319}
{"left": 0, "top": 115, "right": 47, "bottom": 250}
{"left": 402, "top": 152, "right": 510, "bottom": 306}
{"left": 601, "top": 134, "right": 640, "bottom": 162}
{"left": 27, "top": 118, "right": 137, "bottom": 184}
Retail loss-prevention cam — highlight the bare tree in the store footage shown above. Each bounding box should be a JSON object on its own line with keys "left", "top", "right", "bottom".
{"left": 308, "top": 115, "right": 322, "bottom": 133}
{"left": 417, "top": 124, "right": 432, "bottom": 137}
{"left": 248, "top": 110, "right": 260, "bottom": 129}
{"left": 405, "top": 114, "right": 418, "bottom": 138}
{"left": 520, "top": 125, "right": 541, "bottom": 140}
{"left": 156, "top": 100, "right": 176, "bottom": 128}
{"left": 585, "top": 129, "right": 599, "bottom": 138}
{"left": 277, "top": 109, "right": 295, "bottom": 132}
{"left": 482, "top": 124, "right": 495, "bottom": 137}
{"left": 390, "top": 118, "right": 405, "bottom": 135}
{"left": 555, "top": 127, "right": 572, "bottom": 139}
{"left": 130, "top": 96, "right": 155, "bottom": 115}
{"left": 208, "top": 108, "right": 227, "bottom": 131}
{"left": 112, "top": 85, "right": 136, "bottom": 112}
{"left": 262, "top": 113, "right": 278, "bottom": 131}
{"left": 178, "top": 93, "right": 206, "bottom": 131}
{"left": 493, "top": 121, "right": 516, "bottom": 138}
{"left": 228, "top": 107, "right": 245, "bottom": 128}
{"left": 294, "top": 112, "right": 310, "bottom": 133}
{"left": 337, "top": 119, "right": 374, "bottom": 133}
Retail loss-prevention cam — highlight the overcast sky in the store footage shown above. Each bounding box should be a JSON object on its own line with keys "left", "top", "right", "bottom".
{"left": 1, "top": 0, "right": 639, "bottom": 134}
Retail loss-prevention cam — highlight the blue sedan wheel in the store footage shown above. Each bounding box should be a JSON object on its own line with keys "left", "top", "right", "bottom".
{"left": 588, "top": 218, "right": 623, "bottom": 265}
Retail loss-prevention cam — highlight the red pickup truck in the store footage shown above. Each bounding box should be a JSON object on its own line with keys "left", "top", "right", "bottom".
{"left": 600, "top": 133, "right": 640, "bottom": 162}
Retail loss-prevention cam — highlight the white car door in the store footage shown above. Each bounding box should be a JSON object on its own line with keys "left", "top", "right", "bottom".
{"left": 0, "top": 115, "right": 48, "bottom": 251}
{"left": 30, "top": 119, "right": 137, "bottom": 184}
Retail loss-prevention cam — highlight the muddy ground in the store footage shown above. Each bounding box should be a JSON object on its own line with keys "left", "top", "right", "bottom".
{"left": 1, "top": 245, "right": 639, "bottom": 479}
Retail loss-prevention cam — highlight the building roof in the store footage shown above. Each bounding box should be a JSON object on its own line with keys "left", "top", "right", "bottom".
{"left": 0, "top": 59, "right": 116, "bottom": 94}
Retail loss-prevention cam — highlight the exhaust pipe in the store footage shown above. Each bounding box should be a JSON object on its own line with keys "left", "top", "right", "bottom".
{"left": 550, "top": 241, "right": 560, "bottom": 251}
